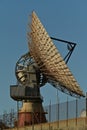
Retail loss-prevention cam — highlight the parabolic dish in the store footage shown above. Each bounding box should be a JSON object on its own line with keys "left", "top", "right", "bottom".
{"left": 27, "top": 11, "right": 84, "bottom": 97}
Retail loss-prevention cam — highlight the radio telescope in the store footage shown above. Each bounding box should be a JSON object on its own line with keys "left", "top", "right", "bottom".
{"left": 10, "top": 11, "right": 84, "bottom": 127}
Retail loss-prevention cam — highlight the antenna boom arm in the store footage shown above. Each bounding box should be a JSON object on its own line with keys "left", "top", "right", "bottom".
{"left": 51, "top": 37, "right": 76, "bottom": 63}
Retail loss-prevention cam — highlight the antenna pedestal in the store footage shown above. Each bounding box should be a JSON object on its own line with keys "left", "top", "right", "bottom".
{"left": 10, "top": 85, "right": 47, "bottom": 127}
{"left": 18, "top": 100, "right": 47, "bottom": 127}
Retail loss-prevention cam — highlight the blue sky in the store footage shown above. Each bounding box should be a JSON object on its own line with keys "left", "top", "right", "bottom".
{"left": 0, "top": 1, "right": 87, "bottom": 114}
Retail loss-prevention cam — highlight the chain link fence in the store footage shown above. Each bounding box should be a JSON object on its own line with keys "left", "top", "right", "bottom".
{"left": 45, "top": 98, "right": 86, "bottom": 122}
{"left": 0, "top": 98, "right": 87, "bottom": 128}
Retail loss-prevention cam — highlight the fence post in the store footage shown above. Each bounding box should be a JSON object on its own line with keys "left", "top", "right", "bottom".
{"left": 49, "top": 100, "right": 51, "bottom": 122}
{"left": 66, "top": 97, "right": 68, "bottom": 127}
{"left": 17, "top": 101, "right": 19, "bottom": 130}
{"left": 86, "top": 93, "right": 87, "bottom": 124}
{"left": 49, "top": 100, "right": 51, "bottom": 130}
{"left": 56, "top": 90, "right": 59, "bottom": 129}
{"left": 76, "top": 98, "right": 78, "bottom": 126}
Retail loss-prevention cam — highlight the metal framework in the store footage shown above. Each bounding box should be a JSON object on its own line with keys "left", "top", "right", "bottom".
{"left": 27, "top": 11, "right": 84, "bottom": 97}
{"left": 50, "top": 37, "right": 76, "bottom": 64}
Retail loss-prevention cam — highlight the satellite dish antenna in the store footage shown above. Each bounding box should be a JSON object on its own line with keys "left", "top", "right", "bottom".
{"left": 28, "top": 11, "right": 84, "bottom": 97}
{"left": 80, "top": 109, "right": 86, "bottom": 117}
{"left": 10, "top": 11, "right": 85, "bottom": 127}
